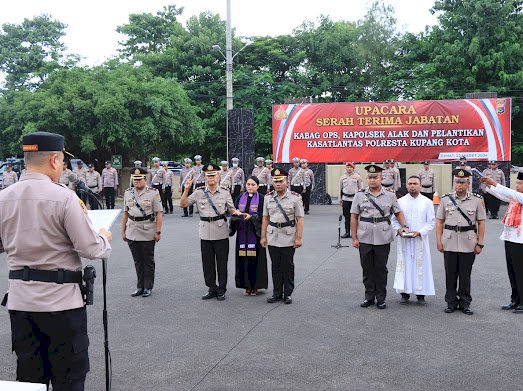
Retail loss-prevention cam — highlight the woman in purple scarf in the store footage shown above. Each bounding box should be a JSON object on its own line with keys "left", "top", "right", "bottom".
{"left": 230, "top": 176, "right": 268, "bottom": 295}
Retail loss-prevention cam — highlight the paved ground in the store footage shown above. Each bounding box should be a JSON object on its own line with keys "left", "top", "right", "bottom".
{"left": 0, "top": 204, "right": 521, "bottom": 391}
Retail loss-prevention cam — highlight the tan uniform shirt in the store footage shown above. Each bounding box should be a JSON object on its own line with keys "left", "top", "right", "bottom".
{"left": 164, "top": 170, "right": 174, "bottom": 188}
{"left": 350, "top": 187, "right": 401, "bottom": 245}
{"left": 101, "top": 167, "right": 118, "bottom": 188}
{"left": 60, "top": 168, "right": 76, "bottom": 190}
{"left": 148, "top": 167, "right": 165, "bottom": 185}
{"left": 180, "top": 167, "right": 193, "bottom": 190}
{"left": 436, "top": 192, "right": 486, "bottom": 253}
{"left": 231, "top": 167, "right": 245, "bottom": 188}
{"left": 124, "top": 187, "right": 163, "bottom": 241}
{"left": 86, "top": 170, "right": 102, "bottom": 192}
{"left": 73, "top": 167, "right": 87, "bottom": 185}
{"left": 219, "top": 169, "right": 233, "bottom": 190}
{"left": 0, "top": 173, "right": 112, "bottom": 312}
{"left": 186, "top": 187, "right": 236, "bottom": 240}
{"left": 339, "top": 172, "right": 362, "bottom": 201}
{"left": 192, "top": 165, "right": 205, "bottom": 186}
{"left": 480, "top": 168, "right": 505, "bottom": 192}
{"left": 289, "top": 167, "right": 305, "bottom": 186}
{"left": 418, "top": 168, "right": 435, "bottom": 193}
{"left": 382, "top": 168, "right": 399, "bottom": 191}
{"left": 252, "top": 166, "right": 270, "bottom": 186}
{"left": 2, "top": 171, "right": 18, "bottom": 188}
{"left": 263, "top": 190, "right": 304, "bottom": 247}
{"left": 303, "top": 168, "right": 315, "bottom": 189}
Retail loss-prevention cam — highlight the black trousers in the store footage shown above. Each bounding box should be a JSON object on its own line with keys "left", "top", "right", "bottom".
{"left": 302, "top": 185, "right": 312, "bottom": 212}
{"left": 10, "top": 306, "right": 89, "bottom": 391}
{"left": 201, "top": 239, "right": 229, "bottom": 295}
{"left": 258, "top": 185, "right": 267, "bottom": 195}
{"left": 183, "top": 187, "right": 194, "bottom": 215}
{"left": 232, "top": 184, "right": 242, "bottom": 202}
{"left": 87, "top": 189, "right": 99, "bottom": 210}
{"left": 484, "top": 192, "right": 501, "bottom": 215}
{"left": 290, "top": 185, "right": 304, "bottom": 195}
{"left": 421, "top": 191, "right": 434, "bottom": 200}
{"left": 268, "top": 245, "right": 295, "bottom": 298}
{"left": 358, "top": 243, "right": 391, "bottom": 303}
{"left": 164, "top": 186, "right": 173, "bottom": 213}
{"left": 342, "top": 200, "right": 352, "bottom": 235}
{"left": 103, "top": 187, "right": 115, "bottom": 209}
{"left": 444, "top": 251, "right": 476, "bottom": 308}
{"left": 128, "top": 240, "right": 156, "bottom": 289}
{"left": 504, "top": 241, "right": 523, "bottom": 305}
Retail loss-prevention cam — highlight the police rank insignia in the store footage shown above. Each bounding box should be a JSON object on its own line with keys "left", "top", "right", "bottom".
{"left": 458, "top": 170, "right": 465, "bottom": 177}
{"left": 207, "top": 165, "right": 213, "bottom": 171}
{"left": 369, "top": 166, "right": 376, "bottom": 173}
{"left": 135, "top": 169, "right": 140, "bottom": 175}
{"left": 275, "top": 169, "right": 280, "bottom": 175}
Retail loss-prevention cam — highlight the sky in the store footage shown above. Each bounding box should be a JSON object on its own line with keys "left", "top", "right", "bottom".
{"left": 0, "top": 0, "right": 439, "bottom": 67}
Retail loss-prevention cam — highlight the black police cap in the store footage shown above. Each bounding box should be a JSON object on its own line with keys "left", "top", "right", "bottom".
{"left": 271, "top": 167, "right": 288, "bottom": 181}
{"left": 452, "top": 168, "right": 472, "bottom": 178}
{"left": 22, "top": 131, "right": 72, "bottom": 156}
{"left": 203, "top": 163, "right": 220, "bottom": 175}
{"left": 131, "top": 167, "right": 148, "bottom": 178}
{"left": 364, "top": 164, "right": 384, "bottom": 173}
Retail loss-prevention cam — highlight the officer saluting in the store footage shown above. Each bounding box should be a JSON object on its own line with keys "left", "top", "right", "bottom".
{"left": 351, "top": 164, "right": 408, "bottom": 309}
{"left": 180, "top": 164, "right": 240, "bottom": 301}
{"left": 261, "top": 168, "right": 304, "bottom": 304}
{"left": 436, "top": 168, "right": 486, "bottom": 315}
{"left": 122, "top": 167, "right": 163, "bottom": 297}
{"left": 0, "top": 131, "right": 112, "bottom": 390}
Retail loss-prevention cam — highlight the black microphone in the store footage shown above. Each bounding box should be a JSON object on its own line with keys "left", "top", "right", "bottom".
{"left": 68, "top": 173, "right": 93, "bottom": 194}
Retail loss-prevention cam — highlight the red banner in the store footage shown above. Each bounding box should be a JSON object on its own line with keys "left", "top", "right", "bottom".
{"left": 272, "top": 98, "right": 511, "bottom": 163}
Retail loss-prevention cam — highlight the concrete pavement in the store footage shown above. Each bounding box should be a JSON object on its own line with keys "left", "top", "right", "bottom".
{"left": 0, "top": 204, "right": 520, "bottom": 391}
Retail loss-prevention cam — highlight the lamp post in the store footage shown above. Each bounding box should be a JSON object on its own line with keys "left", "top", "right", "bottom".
{"left": 212, "top": 0, "right": 251, "bottom": 159}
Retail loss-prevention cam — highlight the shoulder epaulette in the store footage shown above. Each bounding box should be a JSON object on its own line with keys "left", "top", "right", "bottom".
{"left": 291, "top": 191, "right": 301, "bottom": 197}
{"left": 266, "top": 190, "right": 274, "bottom": 196}
{"left": 358, "top": 188, "right": 366, "bottom": 192}
{"left": 441, "top": 193, "right": 451, "bottom": 198}
{"left": 148, "top": 187, "right": 158, "bottom": 192}
{"left": 220, "top": 186, "right": 231, "bottom": 192}
{"left": 472, "top": 193, "right": 483, "bottom": 199}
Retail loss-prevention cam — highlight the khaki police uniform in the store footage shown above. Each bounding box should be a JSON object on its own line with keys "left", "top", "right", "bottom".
{"left": 219, "top": 169, "right": 234, "bottom": 191}
{"left": 302, "top": 167, "right": 315, "bottom": 214}
{"left": 85, "top": 169, "right": 102, "bottom": 210}
{"left": 263, "top": 189, "right": 304, "bottom": 299}
{"left": 231, "top": 166, "right": 245, "bottom": 201}
{"left": 382, "top": 167, "right": 399, "bottom": 192}
{"left": 481, "top": 167, "right": 505, "bottom": 218}
{"left": 252, "top": 166, "right": 270, "bottom": 195}
{"left": 351, "top": 187, "right": 401, "bottom": 304}
{"left": 73, "top": 167, "right": 88, "bottom": 204}
{"left": 436, "top": 191, "right": 486, "bottom": 309}
{"left": 1, "top": 169, "right": 18, "bottom": 189}
{"left": 192, "top": 164, "right": 205, "bottom": 190}
{"left": 101, "top": 165, "right": 118, "bottom": 209}
{"left": 148, "top": 166, "right": 167, "bottom": 212}
{"left": 418, "top": 168, "right": 435, "bottom": 200}
{"left": 180, "top": 166, "right": 194, "bottom": 216}
{"left": 124, "top": 186, "right": 163, "bottom": 291}
{"left": 340, "top": 171, "right": 362, "bottom": 236}
{"left": 163, "top": 169, "right": 174, "bottom": 214}
{"left": 289, "top": 167, "right": 305, "bottom": 195}
{"left": 186, "top": 185, "right": 236, "bottom": 295}
{"left": 0, "top": 131, "right": 112, "bottom": 390}
{"left": 59, "top": 167, "right": 76, "bottom": 190}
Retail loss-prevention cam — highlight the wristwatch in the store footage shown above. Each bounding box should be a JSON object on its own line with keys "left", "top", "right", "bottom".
{"left": 156, "top": 231, "right": 161, "bottom": 235}
{"left": 476, "top": 243, "right": 484, "bottom": 248}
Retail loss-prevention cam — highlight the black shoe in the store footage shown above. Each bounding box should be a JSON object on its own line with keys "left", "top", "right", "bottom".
{"left": 142, "top": 288, "right": 152, "bottom": 297}
{"left": 341, "top": 233, "right": 351, "bottom": 239}
{"left": 202, "top": 291, "right": 217, "bottom": 300}
{"left": 376, "top": 302, "right": 386, "bottom": 309}
{"left": 216, "top": 294, "right": 226, "bottom": 301}
{"left": 400, "top": 295, "right": 409, "bottom": 305}
{"left": 417, "top": 297, "right": 427, "bottom": 305}
{"left": 304, "top": 211, "right": 310, "bottom": 215}
{"left": 182, "top": 214, "right": 189, "bottom": 217}
{"left": 501, "top": 302, "right": 518, "bottom": 310}
{"left": 444, "top": 306, "right": 457, "bottom": 313}
{"left": 513, "top": 306, "right": 523, "bottom": 313}
{"left": 461, "top": 307, "right": 473, "bottom": 315}
{"left": 267, "top": 295, "right": 283, "bottom": 303}
{"left": 131, "top": 288, "right": 144, "bottom": 297}
{"left": 360, "top": 299, "right": 375, "bottom": 308}
{"left": 284, "top": 296, "right": 292, "bottom": 304}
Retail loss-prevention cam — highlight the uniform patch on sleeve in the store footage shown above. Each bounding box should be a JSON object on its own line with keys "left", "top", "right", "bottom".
{"left": 79, "top": 199, "right": 88, "bottom": 215}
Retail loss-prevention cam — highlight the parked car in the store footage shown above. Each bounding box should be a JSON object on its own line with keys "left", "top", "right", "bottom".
{"left": 160, "top": 160, "right": 183, "bottom": 175}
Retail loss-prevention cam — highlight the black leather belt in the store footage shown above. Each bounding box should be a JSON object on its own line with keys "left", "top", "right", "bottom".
{"left": 88, "top": 185, "right": 97, "bottom": 188}
{"left": 360, "top": 216, "right": 390, "bottom": 224}
{"left": 382, "top": 183, "right": 393, "bottom": 187}
{"left": 342, "top": 192, "right": 355, "bottom": 197}
{"left": 422, "top": 184, "right": 432, "bottom": 188}
{"left": 200, "top": 215, "right": 227, "bottom": 222}
{"left": 444, "top": 224, "right": 476, "bottom": 232}
{"left": 269, "top": 220, "right": 295, "bottom": 228}
{"left": 129, "top": 214, "right": 155, "bottom": 221}
{"left": 9, "top": 267, "right": 82, "bottom": 284}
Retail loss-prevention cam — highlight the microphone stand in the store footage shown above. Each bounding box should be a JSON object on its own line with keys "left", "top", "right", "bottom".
{"left": 102, "top": 258, "right": 111, "bottom": 391}
{"left": 331, "top": 215, "right": 350, "bottom": 249}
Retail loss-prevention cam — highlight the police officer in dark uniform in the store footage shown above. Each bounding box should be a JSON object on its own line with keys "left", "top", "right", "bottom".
{"left": 351, "top": 164, "right": 408, "bottom": 309}
{"left": 0, "top": 131, "right": 113, "bottom": 390}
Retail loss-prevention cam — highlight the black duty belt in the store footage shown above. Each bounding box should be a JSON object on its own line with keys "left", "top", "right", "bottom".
{"left": 88, "top": 185, "right": 98, "bottom": 189}
{"left": 342, "top": 192, "right": 355, "bottom": 197}
{"left": 129, "top": 214, "right": 155, "bottom": 221}
{"left": 360, "top": 216, "right": 390, "bottom": 224}
{"left": 421, "top": 184, "right": 432, "bottom": 188}
{"left": 9, "top": 267, "right": 82, "bottom": 284}
{"left": 382, "top": 183, "right": 393, "bottom": 187}
{"left": 269, "top": 220, "right": 296, "bottom": 228}
{"left": 444, "top": 224, "right": 476, "bottom": 232}
{"left": 200, "top": 214, "right": 227, "bottom": 222}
